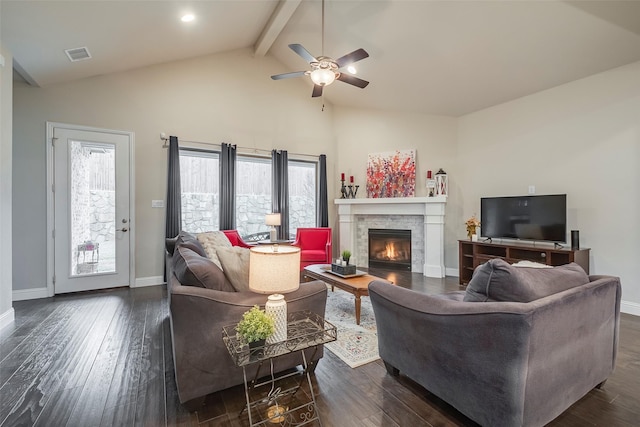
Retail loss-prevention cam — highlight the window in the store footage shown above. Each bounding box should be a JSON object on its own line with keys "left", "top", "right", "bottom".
{"left": 179, "top": 150, "right": 219, "bottom": 233}
{"left": 178, "top": 150, "right": 318, "bottom": 239}
{"left": 289, "top": 160, "right": 317, "bottom": 236}
{"left": 236, "top": 155, "right": 272, "bottom": 239}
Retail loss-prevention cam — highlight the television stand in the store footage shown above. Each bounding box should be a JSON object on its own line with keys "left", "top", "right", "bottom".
{"left": 458, "top": 240, "right": 590, "bottom": 285}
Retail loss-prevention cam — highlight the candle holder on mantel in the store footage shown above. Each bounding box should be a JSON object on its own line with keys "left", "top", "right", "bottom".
{"left": 340, "top": 178, "right": 348, "bottom": 199}
{"left": 340, "top": 178, "right": 359, "bottom": 199}
{"left": 426, "top": 170, "right": 436, "bottom": 197}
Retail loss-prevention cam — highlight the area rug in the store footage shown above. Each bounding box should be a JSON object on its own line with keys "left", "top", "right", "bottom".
{"left": 324, "top": 287, "right": 379, "bottom": 368}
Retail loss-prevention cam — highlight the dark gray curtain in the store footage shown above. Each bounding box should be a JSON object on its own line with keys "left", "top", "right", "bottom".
{"left": 318, "top": 154, "right": 329, "bottom": 227}
{"left": 272, "top": 150, "right": 289, "bottom": 239}
{"left": 219, "top": 143, "right": 237, "bottom": 230}
{"left": 165, "top": 136, "right": 182, "bottom": 239}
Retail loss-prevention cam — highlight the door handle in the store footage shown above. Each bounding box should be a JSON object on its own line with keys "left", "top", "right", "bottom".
{"left": 116, "top": 227, "right": 129, "bottom": 232}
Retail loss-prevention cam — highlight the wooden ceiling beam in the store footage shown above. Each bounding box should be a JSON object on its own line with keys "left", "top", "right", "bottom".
{"left": 254, "top": 0, "right": 303, "bottom": 57}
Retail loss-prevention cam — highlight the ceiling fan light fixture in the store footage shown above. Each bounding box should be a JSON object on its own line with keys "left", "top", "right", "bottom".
{"left": 310, "top": 68, "right": 336, "bottom": 86}
{"left": 269, "top": 0, "right": 369, "bottom": 97}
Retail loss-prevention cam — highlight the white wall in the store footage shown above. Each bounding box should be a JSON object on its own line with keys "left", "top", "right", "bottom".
{"left": 458, "top": 61, "right": 640, "bottom": 313}
{"left": 12, "top": 48, "right": 336, "bottom": 290}
{"left": 332, "top": 107, "right": 460, "bottom": 270}
{"left": 0, "top": 45, "right": 15, "bottom": 328}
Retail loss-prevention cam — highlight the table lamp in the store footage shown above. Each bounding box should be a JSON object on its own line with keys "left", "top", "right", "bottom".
{"left": 249, "top": 245, "right": 300, "bottom": 344}
{"left": 265, "top": 213, "right": 281, "bottom": 242}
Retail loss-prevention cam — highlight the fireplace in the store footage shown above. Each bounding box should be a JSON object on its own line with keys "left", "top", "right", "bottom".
{"left": 336, "top": 197, "right": 447, "bottom": 277}
{"left": 368, "top": 229, "right": 411, "bottom": 271}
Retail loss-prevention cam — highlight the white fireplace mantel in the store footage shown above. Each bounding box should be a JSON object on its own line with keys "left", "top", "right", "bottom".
{"left": 335, "top": 196, "right": 447, "bottom": 278}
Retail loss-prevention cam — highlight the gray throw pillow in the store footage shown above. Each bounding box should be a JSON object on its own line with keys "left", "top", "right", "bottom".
{"left": 217, "top": 246, "right": 251, "bottom": 292}
{"left": 515, "top": 262, "right": 589, "bottom": 300}
{"left": 175, "top": 230, "right": 207, "bottom": 257}
{"left": 464, "top": 258, "right": 589, "bottom": 303}
{"left": 463, "top": 259, "right": 512, "bottom": 302}
{"left": 173, "top": 246, "right": 235, "bottom": 292}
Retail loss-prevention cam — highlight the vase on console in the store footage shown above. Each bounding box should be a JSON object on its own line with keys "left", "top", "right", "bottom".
{"left": 466, "top": 226, "right": 477, "bottom": 240}
{"left": 465, "top": 215, "right": 481, "bottom": 241}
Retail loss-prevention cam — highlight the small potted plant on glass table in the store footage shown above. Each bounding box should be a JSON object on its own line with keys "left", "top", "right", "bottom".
{"left": 236, "top": 305, "right": 275, "bottom": 349}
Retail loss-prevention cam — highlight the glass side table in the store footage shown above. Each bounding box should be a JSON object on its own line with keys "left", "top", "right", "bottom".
{"left": 223, "top": 311, "right": 337, "bottom": 427}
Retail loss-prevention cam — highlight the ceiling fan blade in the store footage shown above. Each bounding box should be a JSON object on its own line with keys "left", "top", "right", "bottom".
{"left": 337, "top": 73, "right": 369, "bottom": 89}
{"left": 289, "top": 44, "right": 317, "bottom": 64}
{"left": 335, "top": 48, "right": 369, "bottom": 68}
{"left": 271, "top": 71, "right": 307, "bottom": 80}
{"left": 312, "top": 85, "right": 323, "bottom": 98}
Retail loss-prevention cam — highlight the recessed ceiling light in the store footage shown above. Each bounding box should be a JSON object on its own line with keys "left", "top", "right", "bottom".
{"left": 181, "top": 14, "right": 195, "bottom": 23}
{"left": 347, "top": 66, "right": 357, "bottom": 74}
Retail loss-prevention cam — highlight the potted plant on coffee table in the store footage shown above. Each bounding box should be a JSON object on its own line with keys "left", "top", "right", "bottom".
{"left": 341, "top": 250, "right": 352, "bottom": 265}
{"left": 237, "top": 305, "right": 275, "bottom": 349}
{"left": 332, "top": 250, "right": 356, "bottom": 276}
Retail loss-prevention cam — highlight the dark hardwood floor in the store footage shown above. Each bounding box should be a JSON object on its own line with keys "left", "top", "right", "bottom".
{"left": 1, "top": 270, "right": 638, "bottom": 426}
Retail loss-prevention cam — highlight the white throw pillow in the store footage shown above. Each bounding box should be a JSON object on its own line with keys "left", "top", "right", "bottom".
{"left": 196, "top": 231, "right": 232, "bottom": 270}
{"left": 512, "top": 260, "right": 553, "bottom": 269}
{"left": 217, "top": 246, "right": 251, "bottom": 292}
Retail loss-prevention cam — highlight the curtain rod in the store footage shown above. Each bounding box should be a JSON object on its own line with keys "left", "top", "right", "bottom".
{"left": 161, "top": 136, "right": 322, "bottom": 160}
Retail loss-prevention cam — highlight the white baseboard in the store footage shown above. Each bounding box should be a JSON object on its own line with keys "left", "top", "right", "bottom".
{"left": 445, "top": 267, "right": 459, "bottom": 277}
{"left": 13, "top": 287, "right": 49, "bottom": 301}
{"left": 0, "top": 307, "right": 15, "bottom": 331}
{"left": 621, "top": 300, "right": 640, "bottom": 317}
{"left": 133, "top": 276, "right": 165, "bottom": 288}
{"left": 11, "top": 278, "right": 165, "bottom": 299}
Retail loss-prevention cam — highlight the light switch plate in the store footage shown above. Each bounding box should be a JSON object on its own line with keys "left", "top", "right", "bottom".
{"left": 528, "top": 185, "right": 536, "bottom": 195}
{"left": 152, "top": 200, "right": 164, "bottom": 208}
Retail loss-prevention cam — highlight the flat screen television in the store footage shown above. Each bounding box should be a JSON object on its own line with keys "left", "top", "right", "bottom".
{"left": 480, "top": 194, "right": 567, "bottom": 243}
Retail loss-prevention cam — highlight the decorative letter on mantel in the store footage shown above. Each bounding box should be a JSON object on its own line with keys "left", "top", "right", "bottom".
{"left": 335, "top": 197, "right": 447, "bottom": 278}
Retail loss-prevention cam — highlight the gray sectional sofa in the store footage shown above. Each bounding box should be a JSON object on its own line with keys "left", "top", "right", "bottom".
{"left": 369, "top": 259, "right": 621, "bottom": 427}
{"left": 166, "top": 231, "right": 327, "bottom": 408}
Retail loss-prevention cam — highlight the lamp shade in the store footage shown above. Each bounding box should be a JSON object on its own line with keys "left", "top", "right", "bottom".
{"left": 310, "top": 68, "right": 336, "bottom": 86}
{"left": 265, "top": 213, "right": 281, "bottom": 227}
{"left": 249, "top": 245, "right": 300, "bottom": 294}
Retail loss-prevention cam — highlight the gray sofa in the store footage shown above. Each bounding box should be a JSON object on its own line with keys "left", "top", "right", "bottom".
{"left": 369, "top": 259, "right": 621, "bottom": 427}
{"left": 166, "top": 231, "right": 327, "bottom": 408}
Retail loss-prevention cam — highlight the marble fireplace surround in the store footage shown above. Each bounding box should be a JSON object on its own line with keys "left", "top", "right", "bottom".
{"left": 335, "top": 196, "right": 447, "bottom": 278}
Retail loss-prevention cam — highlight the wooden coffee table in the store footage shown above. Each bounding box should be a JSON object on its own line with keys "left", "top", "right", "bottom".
{"left": 303, "top": 264, "right": 393, "bottom": 325}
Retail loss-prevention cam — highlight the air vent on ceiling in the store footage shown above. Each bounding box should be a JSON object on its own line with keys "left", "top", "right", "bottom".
{"left": 65, "top": 47, "right": 92, "bottom": 62}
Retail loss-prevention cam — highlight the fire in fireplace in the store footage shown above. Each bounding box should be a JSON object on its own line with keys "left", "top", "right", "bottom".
{"left": 368, "top": 229, "right": 411, "bottom": 271}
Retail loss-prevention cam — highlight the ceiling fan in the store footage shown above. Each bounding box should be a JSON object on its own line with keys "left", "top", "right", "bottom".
{"left": 271, "top": 0, "right": 370, "bottom": 98}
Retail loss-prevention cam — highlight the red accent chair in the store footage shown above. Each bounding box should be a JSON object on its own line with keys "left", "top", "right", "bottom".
{"left": 292, "top": 227, "right": 332, "bottom": 270}
{"left": 221, "top": 230, "right": 254, "bottom": 248}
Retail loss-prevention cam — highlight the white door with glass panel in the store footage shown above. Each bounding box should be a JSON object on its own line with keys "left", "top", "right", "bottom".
{"left": 51, "top": 125, "right": 132, "bottom": 294}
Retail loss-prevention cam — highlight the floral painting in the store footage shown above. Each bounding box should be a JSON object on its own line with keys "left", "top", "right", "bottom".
{"left": 366, "top": 149, "right": 416, "bottom": 198}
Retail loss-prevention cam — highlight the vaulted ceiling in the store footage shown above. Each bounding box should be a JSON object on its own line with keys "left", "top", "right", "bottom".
{"left": 3, "top": 0, "right": 640, "bottom": 116}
